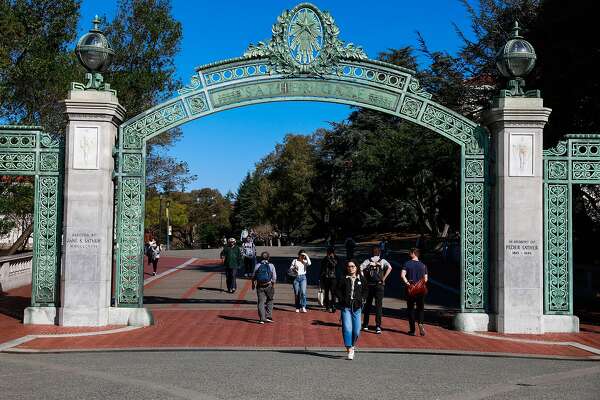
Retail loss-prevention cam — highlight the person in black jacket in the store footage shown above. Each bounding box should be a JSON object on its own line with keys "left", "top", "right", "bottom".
{"left": 320, "top": 247, "right": 338, "bottom": 313}
{"left": 336, "top": 260, "right": 367, "bottom": 360}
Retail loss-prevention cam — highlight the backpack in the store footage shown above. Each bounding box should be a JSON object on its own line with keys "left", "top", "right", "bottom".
{"left": 256, "top": 262, "right": 273, "bottom": 284}
{"left": 242, "top": 242, "right": 255, "bottom": 258}
{"left": 365, "top": 257, "right": 384, "bottom": 283}
{"left": 323, "top": 256, "right": 337, "bottom": 278}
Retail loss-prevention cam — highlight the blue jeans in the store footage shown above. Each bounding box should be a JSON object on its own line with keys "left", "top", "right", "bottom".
{"left": 341, "top": 307, "right": 362, "bottom": 348}
{"left": 293, "top": 275, "right": 307, "bottom": 308}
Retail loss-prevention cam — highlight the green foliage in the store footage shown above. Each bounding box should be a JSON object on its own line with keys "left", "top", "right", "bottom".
{"left": 0, "top": 179, "right": 34, "bottom": 237}
{"left": 0, "top": 0, "right": 81, "bottom": 133}
{"left": 103, "top": 0, "right": 196, "bottom": 192}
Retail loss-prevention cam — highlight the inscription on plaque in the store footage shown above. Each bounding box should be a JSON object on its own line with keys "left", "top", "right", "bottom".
{"left": 505, "top": 239, "right": 538, "bottom": 257}
{"left": 509, "top": 133, "right": 534, "bottom": 177}
{"left": 73, "top": 126, "right": 99, "bottom": 170}
{"left": 210, "top": 80, "right": 399, "bottom": 111}
{"left": 66, "top": 232, "right": 101, "bottom": 250}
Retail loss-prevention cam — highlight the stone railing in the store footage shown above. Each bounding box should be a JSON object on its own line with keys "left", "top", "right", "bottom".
{"left": 0, "top": 252, "right": 32, "bottom": 292}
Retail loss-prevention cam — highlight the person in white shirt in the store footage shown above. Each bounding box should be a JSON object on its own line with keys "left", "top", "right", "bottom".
{"left": 360, "top": 246, "right": 392, "bottom": 334}
{"left": 289, "top": 249, "right": 311, "bottom": 312}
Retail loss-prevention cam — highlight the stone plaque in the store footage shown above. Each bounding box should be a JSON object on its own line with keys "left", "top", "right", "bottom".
{"left": 509, "top": 133, "right": 534, "bottom": 176}
{"left": 505, "top": 239, "right": 538, "bottom": 257}
{"left": 73, "top": 127, "right": 99, "bottom": 169}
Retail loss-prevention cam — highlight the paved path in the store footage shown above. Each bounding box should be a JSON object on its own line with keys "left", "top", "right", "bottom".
{"left": 1, "top": 252, "right": 599, "bottom": 359}
{"left": 1, "top": 351, "right": 599, "bottom": 400}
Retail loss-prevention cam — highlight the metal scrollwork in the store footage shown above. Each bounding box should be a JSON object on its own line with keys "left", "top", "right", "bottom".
{"left": 244, "top": 3, "right": 366, "bottom": 75}
{"left": 464, "top": 182, "right": 486, "bottom": 310}
{"left": 545, "top": 184, "right": 569, "bottom": 312}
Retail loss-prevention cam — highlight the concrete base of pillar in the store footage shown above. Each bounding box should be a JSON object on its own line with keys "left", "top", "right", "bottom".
{"left": 108, "top": 307, "right": 154, "bottom": 327}
{"left": 58, "top": 306, "right": 109, "bottom": 327}
{"left": 542, "top": 314, "right": 579, "bottom": 333}
{"left": 453, "top": 313, "right": 491, "bottom": 332}
{"left": 495, "top": 314, "right": 544, "bottom": 334}
{"left": 23, "top": 307, "right": 58, "bottom": 325}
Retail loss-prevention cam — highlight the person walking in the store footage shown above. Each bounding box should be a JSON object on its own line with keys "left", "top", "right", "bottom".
{"left": 242, "top": 236, "right": 257, "bottom": 277}
{"left": 289, "top": 249, "right": 311, "bottom": 312}
{"left": 320, "top": 247, "right": 339, "bottom": 313}
{"left": 146, "top": 239, "right": 161, "bottom": 276}
{"left": 252, "top": 251, "right": 277, "bottom": 324}
{"left": 401, "top": 248, "right": 428, "bottom": 336}
{"left": 360, "top": 246, "right": 392, "bottom": 334}
{"left": 336, "top": 260, "right": 367, "bottom": 360}
{"left": 220, "top": 238, "right": 242, "bottom": 293}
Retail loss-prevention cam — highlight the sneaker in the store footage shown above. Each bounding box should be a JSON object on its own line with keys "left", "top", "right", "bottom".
{"left": 296, "top": 309, "right": 300, "bottom": 313}
{"left": 265, "top": 319, "right": 273, "bottom": 323}
{"left": 301, "top": 307, "right": 307, "bottom": 313}
{"left": 408, "top": 331, "right": 416, "bottom": 336}
{"left": 152, "top": 271, "right": 157, "bottom": 276}
{"left": 347, "top": 347, "right": 355, "bottom": 360}
{"left": 375, "top": 327, "right": 382, "bottom": 334}
{"left": 258, "top": 321, "right": 265, "bottom": 324}
{"left": 418, "top": 323, "right": 426, "bottom": 336}
{"left": 329, "top": 308, "right": 336, "bottom": 313}
{"left": 362, "top": 326, "right": 369, "bottom": 332}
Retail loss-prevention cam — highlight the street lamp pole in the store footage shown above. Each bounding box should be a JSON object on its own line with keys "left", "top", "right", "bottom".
{"left": 158, "top": 194, "right": 163, "bottom": 244}
{"left": 166, "top": 200, "right": 171, "bottom": 251}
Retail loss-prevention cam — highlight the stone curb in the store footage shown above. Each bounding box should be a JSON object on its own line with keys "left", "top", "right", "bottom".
{"left": 3, "top": 345, "right": 600, "bottom": 361}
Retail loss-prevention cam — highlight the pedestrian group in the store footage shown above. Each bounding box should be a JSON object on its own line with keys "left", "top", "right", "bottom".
{"left": 214, "top": 232, "right": 429, "bottom": 361}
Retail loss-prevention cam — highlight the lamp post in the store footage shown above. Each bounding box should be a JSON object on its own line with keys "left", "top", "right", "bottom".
{"left": 158, "top": 194, "right": 164, "bottom": 244}
{"left": 74, "top": 16, "right": 115, "bottom": 91}
{"left": 495, "top": 21, "right": 538, "bottom": 97}
{"left": 166, "top": 200, "right": 171, "bottom": 251}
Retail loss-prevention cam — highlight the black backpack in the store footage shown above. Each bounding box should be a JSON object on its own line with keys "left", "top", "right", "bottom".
{"left": 323, "top": 256, "right": 337, "bottom": 278}
{"left": 255, "top": 262, "right": 273, "bottom": 284}
{"left": 366, "top": 257, "right": 384, "bottom": 283}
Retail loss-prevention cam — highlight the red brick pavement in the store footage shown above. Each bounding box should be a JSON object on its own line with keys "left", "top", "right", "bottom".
{"left": 1, "top": 256, "right": 599, "bottom": 359}
{"left": 10, "top": 309, "right": 598, "bottom": 358}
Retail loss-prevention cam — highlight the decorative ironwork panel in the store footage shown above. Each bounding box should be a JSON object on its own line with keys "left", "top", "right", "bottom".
{"left": 465, "top": 159, "right": 485, "bottom": 179}
{"left": 115, "top": 176, "right": 145, "bottom": 306}
{"left": 123, "top": 101, "right": 187, "bottom": 150}
{"left": 40, "top": 153, "right": 60, "bottom": 172}
{"left": 544, "top": 184, "right": 570, "bottom": 312}
{"left": 185, "top": 93, "right": 209, "bottom": 115}
{"left": 31, "top": 176, "right": 62, "bottom": 305}
{"left": 547, "top": 160, "right": 568, "bottom": 180}
{"left": 543, "top": 134, "right": 600, "bottom": 314}
{"left": 463, "top": 182, "right": 486, "bottom": 310}
{"left": 122, "top": 153, "right": 143, "bottom": 174}
{"left": 421, "top": 104, "right": 481, "bottom": 154}
{"left": 0, "top": 126, "right": 63, "bottom": 307}
{"left": 0, "top": 152, "right": 35, "bottom": 171}
{"left": 572, "top": 161, "right": 600, "bottom": 180}
{"left": 399, "top": 96, "right": 423, "bottom": 119}
{"left": 0, "top": 133, "right": 36, "bottom": 148}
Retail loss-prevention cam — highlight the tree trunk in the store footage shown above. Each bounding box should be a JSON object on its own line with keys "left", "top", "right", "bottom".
{"left": 7, "top": 224, "right": 33, "bottom": 256}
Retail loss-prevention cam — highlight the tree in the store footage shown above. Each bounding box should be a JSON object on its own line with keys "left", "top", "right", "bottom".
{"left": 103, "top": 0, "right": 196, "bottom": 192}
{"left": 0, "top": 0, "right": 81, "bottom": 134}
{"left": 0, "top": 177, "right": 34, "bottom": 254}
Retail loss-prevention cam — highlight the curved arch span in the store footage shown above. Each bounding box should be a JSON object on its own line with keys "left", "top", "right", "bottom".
{"left": 112, "top": 3, "right": 489, "bottom": 315}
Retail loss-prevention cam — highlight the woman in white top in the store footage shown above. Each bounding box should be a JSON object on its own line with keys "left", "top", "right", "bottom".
{"left": 289, "top": 249, "right": 311, "bottom": 312}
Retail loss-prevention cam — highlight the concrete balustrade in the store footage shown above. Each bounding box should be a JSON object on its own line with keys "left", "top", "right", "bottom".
{"left": 0, "top": 252, "right": 32, "bottom": 292}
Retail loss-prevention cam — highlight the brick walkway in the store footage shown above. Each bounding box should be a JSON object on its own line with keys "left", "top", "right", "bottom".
{"left": 1, "top": 256, "right": 599, "bottom": 359}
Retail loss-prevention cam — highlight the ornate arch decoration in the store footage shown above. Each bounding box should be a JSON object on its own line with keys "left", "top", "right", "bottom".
{"left": 114, "top": 3, "right": 489, "bottom": 311}
{"left": 543, "top": 134, "right": 600, "bottom": 315}
{"left": 0, "top": 125, "right": 63, "bottom": 306}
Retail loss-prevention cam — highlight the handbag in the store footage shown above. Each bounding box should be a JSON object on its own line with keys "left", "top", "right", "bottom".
{"left": 317, "top": 287, "right": 325, "bottom": 307}
{"left": 407, "top": 278, "right": 428, "bottom": 298}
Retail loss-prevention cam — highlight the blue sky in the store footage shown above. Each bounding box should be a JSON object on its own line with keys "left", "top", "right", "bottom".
{"left": 79, "top": 1, "right": 475, "bottom": 194}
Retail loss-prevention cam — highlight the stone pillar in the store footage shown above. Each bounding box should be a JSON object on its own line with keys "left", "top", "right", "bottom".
{"left": 483, "top": 97, "right": 550, "bottom": 333}
{"left": 58, "top": 89, "right": 124, "bottom": 326}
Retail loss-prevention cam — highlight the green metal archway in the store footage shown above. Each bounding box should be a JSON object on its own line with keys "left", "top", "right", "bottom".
{"left": 113, "top": 3, "right": 489, "bottom": 314}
